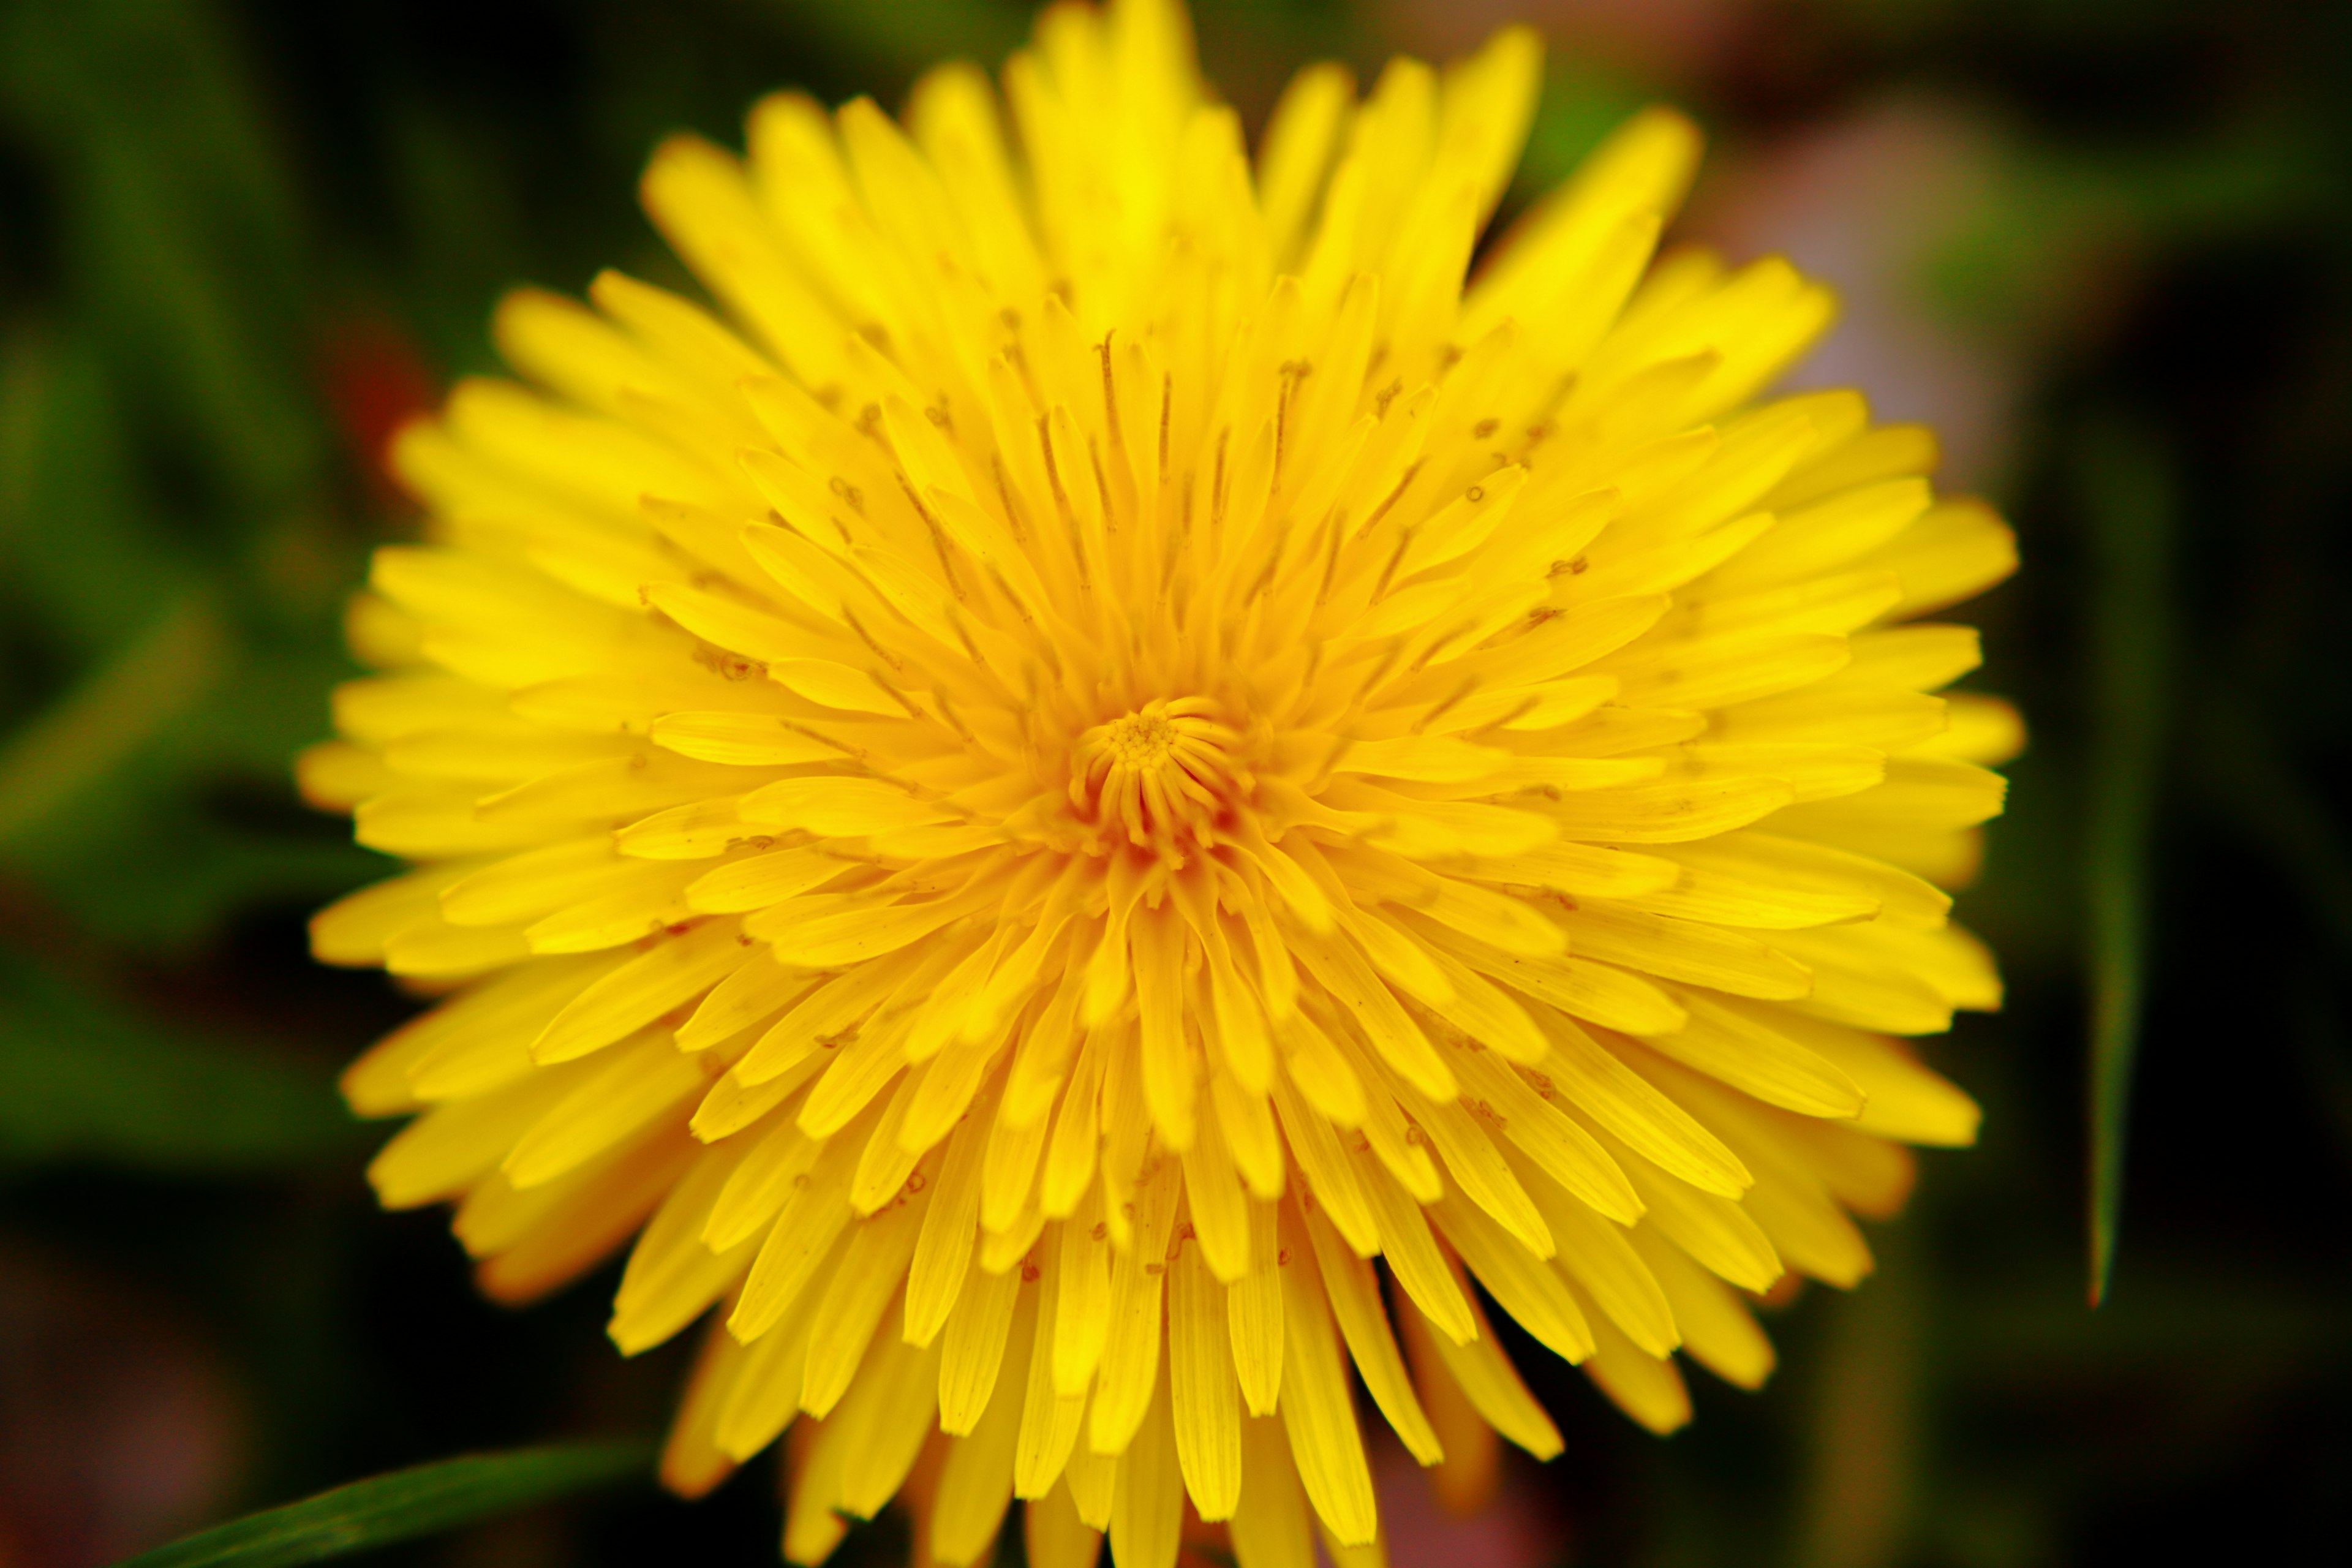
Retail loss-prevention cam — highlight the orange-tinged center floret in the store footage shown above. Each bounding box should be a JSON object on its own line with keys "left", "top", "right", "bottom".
{"left": 1071, "top": 698, "right": 1250, "bottom": 859}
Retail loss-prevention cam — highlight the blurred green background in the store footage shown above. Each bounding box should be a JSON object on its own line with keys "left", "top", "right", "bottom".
{"left": 2, "top": 0, "right": 2349, "bottom": 1564}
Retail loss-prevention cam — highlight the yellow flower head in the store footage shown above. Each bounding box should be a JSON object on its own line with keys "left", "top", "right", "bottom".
{"left": 306, "top": 1, "right": 2018, "bottom": 1562}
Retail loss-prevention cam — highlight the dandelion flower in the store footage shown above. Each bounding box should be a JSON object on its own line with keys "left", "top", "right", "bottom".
{"left": 305, "top": 2, "right": 2019, "bottom": 1562}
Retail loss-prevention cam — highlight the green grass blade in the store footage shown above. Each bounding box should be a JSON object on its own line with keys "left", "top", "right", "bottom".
{"left": 2079, "top": 417, "right": 2176, "bottom": 1307}
{"left": 0, "top": 594, "right": 228, "bottom": 849}
{"left": 112, "top": 1439, "right": 655, "bottom": 1568}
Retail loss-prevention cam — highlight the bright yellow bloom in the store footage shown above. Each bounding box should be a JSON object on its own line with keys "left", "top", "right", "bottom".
{"left": 305, "top": 2, "right": 2018, "bottom": 1562}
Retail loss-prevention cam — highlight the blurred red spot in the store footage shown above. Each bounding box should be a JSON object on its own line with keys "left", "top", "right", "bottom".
{"left": 317, "top": 317, "right": 437, "bottom": 511}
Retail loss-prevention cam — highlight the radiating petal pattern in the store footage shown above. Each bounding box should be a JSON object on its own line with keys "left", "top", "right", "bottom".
{"left": 308, "top": 3, "right": 2017, "bottom": 1562}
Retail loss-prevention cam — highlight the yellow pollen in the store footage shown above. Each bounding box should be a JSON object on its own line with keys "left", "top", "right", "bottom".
{"left": 1104, "top": 711, "right": 1179, "bottom": 769}
{"left": 1071, "top": 696, "right": 1247, "bottom": 859}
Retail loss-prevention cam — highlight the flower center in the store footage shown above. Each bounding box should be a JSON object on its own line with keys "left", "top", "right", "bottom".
{"left": 1069, "top": 696, "right": 1249, "bottom": 861}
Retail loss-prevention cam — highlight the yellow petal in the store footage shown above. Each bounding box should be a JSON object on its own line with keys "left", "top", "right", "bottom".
{"left": 1275, "top": 1200, "right": 1376, "bottom": 1546}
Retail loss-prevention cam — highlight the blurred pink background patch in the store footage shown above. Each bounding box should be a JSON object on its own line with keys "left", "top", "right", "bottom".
{"left": 0, "top": 1244, "right": 245, "bottom": 1567}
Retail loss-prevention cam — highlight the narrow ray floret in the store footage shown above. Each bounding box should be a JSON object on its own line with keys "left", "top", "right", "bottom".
{"left": 304, "top": 1, "right": 2019, "bottom": 1564}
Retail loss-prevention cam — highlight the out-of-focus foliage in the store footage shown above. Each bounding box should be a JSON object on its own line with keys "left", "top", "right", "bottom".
{"left": 0, "top": 0, "right": 2346, "bottom": 1565}
{"left": 0, "top": 947, "right": 354, "bottom": 1169}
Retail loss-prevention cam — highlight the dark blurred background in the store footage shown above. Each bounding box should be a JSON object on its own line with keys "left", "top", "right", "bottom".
{"left": 2, "top": 1, "right": 2349, "bottom": 1564}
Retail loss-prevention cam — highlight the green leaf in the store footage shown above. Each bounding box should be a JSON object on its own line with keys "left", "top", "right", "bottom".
{"left": 0, "top": 951, "right": 359, "bottom": 1170}
{"left": 112, "top": 1439, "right": 656, "bottom": 1568}
{"left": 2078, "top": 415, "right": 2175, "bottom": 1307}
